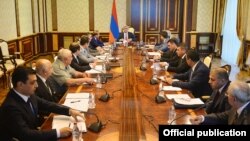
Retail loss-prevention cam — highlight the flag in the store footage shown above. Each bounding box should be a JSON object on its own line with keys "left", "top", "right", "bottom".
{"left": 109, "top": 0, "right": 119, "bottom": 43}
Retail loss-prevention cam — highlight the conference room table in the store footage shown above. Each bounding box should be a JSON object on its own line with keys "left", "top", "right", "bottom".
{"left": 41, "top": 46, "right": 206, "bottom": 141}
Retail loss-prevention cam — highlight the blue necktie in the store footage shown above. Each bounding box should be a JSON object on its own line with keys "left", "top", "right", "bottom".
{"left": 27, "top": 98, "right": 35, "bottom": 116}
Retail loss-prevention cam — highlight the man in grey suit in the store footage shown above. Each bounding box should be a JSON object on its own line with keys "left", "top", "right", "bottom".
{"left": 191, "top": 81, "right": 250, "bottom": 125}
{"left": 79, "top": 35, "right": 97, "bottom": 63}
{"left": 206, "top": 68, "right": 231, "bottom": 114}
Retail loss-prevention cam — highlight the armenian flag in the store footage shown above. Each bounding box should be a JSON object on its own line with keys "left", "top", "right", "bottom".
{"left": 109, "top": 0, "right": 119, "bottom": 43}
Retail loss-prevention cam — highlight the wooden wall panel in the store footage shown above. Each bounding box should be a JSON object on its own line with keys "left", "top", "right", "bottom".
{"left": 144, "top": 0, "right": 160, "bottom": 32}
{"left": 130, "top": 0, "right": 141, "bottom": 31}
{"left": 20, "top": 38, "right": 33, "bottom": 60}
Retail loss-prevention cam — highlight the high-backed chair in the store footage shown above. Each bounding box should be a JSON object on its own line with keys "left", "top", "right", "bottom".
{"left": 128, "top": 27, "right": 135, "bottom": 34}
{"left": 0, "top": 59, "right": 14, "bottom": 88}
{"left": 0, "top": 39, "right": 25, "bottom": 68}
{"left": 203, "top": 54, "right": 213, "bottom": 69}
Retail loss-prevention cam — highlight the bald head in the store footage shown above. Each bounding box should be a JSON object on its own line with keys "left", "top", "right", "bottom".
{"left": 57, "top": 48, "right": 73, "bottom": 66}
{"left": 36, "top": 59, "right": 53, "bottom": 79}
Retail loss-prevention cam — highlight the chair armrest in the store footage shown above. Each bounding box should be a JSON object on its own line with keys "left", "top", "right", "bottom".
{"left": 14, "top": 52, "right": 21, "bottom": 55}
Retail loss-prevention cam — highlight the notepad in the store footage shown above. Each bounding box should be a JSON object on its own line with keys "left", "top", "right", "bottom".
{"left": 174, "top": 98, "right": 204, "bottom": 105}
{"left": 148, "top": 52, "right": 161, "bottom": 56}
{"left": 66, "top": 93, "right": 90, "bottom": 99}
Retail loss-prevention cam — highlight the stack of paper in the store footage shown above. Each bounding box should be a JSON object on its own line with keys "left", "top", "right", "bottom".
{"left": 148, "top": 52, "right": 161, "bottom": 56}
{"left": 163, "top": 86, "right": 182, "bottom": 91}
{"left": 174, "top": 98, "right": 204, "bottom": 105}
{"left": 63, "top": 93, "right": 90, "bottom": 112}
{"left": 166, "top": 94, "right": 190, "bottom": 100}
{"left": 52, "top": 115, "right": 87, "bottom": 132}
{"left": 85, "top": 65, "right": 103, "bottom": 74}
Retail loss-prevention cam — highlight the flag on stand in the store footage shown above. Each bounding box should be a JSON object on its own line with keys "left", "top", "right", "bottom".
{"left": 109, "top": 0, "right": 119, "bottom": 43}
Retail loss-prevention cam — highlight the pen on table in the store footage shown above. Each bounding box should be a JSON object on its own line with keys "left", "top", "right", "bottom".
{"left": 71, "top": 100, "right": 81, "bottom": 103}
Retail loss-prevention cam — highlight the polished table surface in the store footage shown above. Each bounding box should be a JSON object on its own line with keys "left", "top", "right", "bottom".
{"left": 41, "top": 46, "right": 205, "bottom": 141}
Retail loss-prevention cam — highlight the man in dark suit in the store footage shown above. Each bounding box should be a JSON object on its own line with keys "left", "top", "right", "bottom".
{"left": 160, "top": 43, "right": 190, "bottom": 73}
{"left": 158, "top": 38, "right": 179, "bottom": 65}
{"left": 117, "top": 25, "right": 136, "bottom": 42}
{"left": 191, "top": 81, "right": 250, "bottom": 125}
{"left": 206, "top": 68, "right": 231, "bottom": 114}
{"left": 89, "top": 31, "right": 104, "bottom": 50}
{"left": 0, "top": 66, "right": 85, "bottom": 141}
{"left": 166, "top": 50, "right": 212, "bottom": 97}
{"left": 35, "top": 59, "right": 60, "bottom": 103}
{"left": 69, "top": 42, "right": 96, "bottom": 72}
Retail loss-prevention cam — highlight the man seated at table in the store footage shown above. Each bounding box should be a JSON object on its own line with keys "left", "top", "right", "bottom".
{"left": 190, "top": 81, "right": 250, "bottom": 125}
{"left": 205, "top": 68, "right": 231, "bottom": 114}
{"left": 0, "top": 66, "right": 85, "bottom": 141}
{"left": 79, "top": 35, "right": 98, "bottom": 63}
{"left": 117, "top": 25, "right": 136, "bottom": 43}
{"left": 165, "top": 50, "right": 212, "bottom": 98}
{"left": 69, "top": 42, "right": 96, "bottom": 72}
{"left": 154, "top": 30, "right": 170, "bottom": 52}
{"left": 52, "top": 48, "right": 95, "bottom": 87}
{"left": 89, "top": 30, "right": 104, "bottom": 50}
{"left": 155, "top": 38, "right": 179, "bottom": 66}
{"left": 159, "top": 43, "right": 190, "bottom": 73}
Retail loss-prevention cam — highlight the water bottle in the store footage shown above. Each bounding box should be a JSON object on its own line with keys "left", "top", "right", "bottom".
{"left": 96, "top": 74, "right": 102, "bottom": 88}
{"left": 102, "top": 63, "right": 106, "bottom": 73}
{"left": 88, "top": 92, "right": 96, "bottom": 109}
{"left": 168, "top": 105, "right": 176, "bottom": 124}
{"left": 72, "top": 123, "right": 81, "bottom": 141}
{"left": 158, "top": 81, "right": 164, "bottom": 97}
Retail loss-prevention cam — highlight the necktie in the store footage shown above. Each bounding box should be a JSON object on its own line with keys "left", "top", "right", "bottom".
{"left": 75, "top": 56, "right": 79, "bottom": 64}
{"left": 189, "top": 70, "right": 193, "bottom": 81}
{"left": 27, "top": 98, "right": 35, "bottom": 116}
{"left": 125, "top": 33, "right": 128, "bottom": 40}
{"left": 45, "top": 80, "right": 52, "bottom": 95}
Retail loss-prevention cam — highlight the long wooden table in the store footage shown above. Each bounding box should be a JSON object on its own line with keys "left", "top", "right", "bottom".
{"left": 41, "top": 46, "right": 205, "bottom": 141}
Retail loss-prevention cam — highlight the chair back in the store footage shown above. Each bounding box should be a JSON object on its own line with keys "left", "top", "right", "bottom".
{"left": 128, "top": 27, "right": 135, "bottom": 34}
{"left": 0, "top": 40, "right": 10, "bottom": 57}
{"left": 203, "top": 54, "right": 213, "bottom": 69}
{"left": 220, "top": 64, "right": 231, "bottom": 76}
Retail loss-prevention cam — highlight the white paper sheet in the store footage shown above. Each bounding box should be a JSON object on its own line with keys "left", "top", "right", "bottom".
{"left": 163, "top": 86, "right": 182, "bottom": 91}
{"left": 148, "top": 52, "right": 161, "bottom": 56}
{"left": 52, "top": 115, "right": 87, "bottom": 132}
{"left": 174, "top": 98, "right": 204, "bottom": 105}
{"left": 66, "top": 93, "right": 90, "bottom": 99}
{"left": 63, "top": 99, "right": 89, "bottom": 112}
{"left": 166, "top": 94, "right": 190, "bottom": 100}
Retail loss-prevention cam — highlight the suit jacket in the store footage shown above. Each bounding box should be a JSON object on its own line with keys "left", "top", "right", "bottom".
{"left": 89, "top": 37, "right": 104, "bottom": 49}
{"left": 160, "top": 48, "right": 179, "bottom": 65}
{"left": 117, "top": 32, "right": 136, "bottom": 42}
{"left": 167, "top": 56, "right": 190, "bottom": 73}
{"left": 172, "top": 61, "right": 212, "bottom": 97}
{"left": 79, "top": 48, "right": 95, "bottom": 63}
{"left": 35, "top": 75, "right": 59, "bottom": 103}
{"left": 70, "top": 55, "right": 91, "bottom": 72}
{"left": 206, "top": 81, "right": 231, "bottom": 114}
{"left": 0, "top": 89, "right": 70, "bottom": 141}
{"left": 204, "top": 103, "right": 250, "bottom": 125}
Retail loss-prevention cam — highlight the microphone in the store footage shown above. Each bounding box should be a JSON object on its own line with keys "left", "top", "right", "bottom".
{"left": 155, "top": 81, "right": 166, "bottom": 103}
{"left": 96, "top": 87, "right": 110, "bottom": 102}
{"left": 169, "top": 104, "right": 206, "bottom": 125}
{"left": 83, "top": 111, "right": 103, "bottom": 133}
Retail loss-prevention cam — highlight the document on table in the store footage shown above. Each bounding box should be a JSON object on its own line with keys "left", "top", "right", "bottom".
{"left": 52, "top": 115, "right": 87, "bottom": 132}
{"left": 174, "top": 98, "right": 204, "bottom": 105}
{"left": 148, "top": 52, "right": 161, "bottom": 56}
{"left": 163, "top": 86, "right": 182, "bottom": 91}
{"left": 63, "top": 93, "right": 90, "bottom": 112}
{"left": 165, "top": 94, "right": 190, "bottom": 100}
{"left": 85, "top": 65, "right": 103, "bottom": 74}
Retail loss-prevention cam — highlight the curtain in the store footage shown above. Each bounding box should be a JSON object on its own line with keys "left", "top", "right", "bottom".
{"left": 236, "top": 0, "right": 249, "bottom": 68}
{"left": 215, "top": 0, "right": 227, "bottom": 57}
